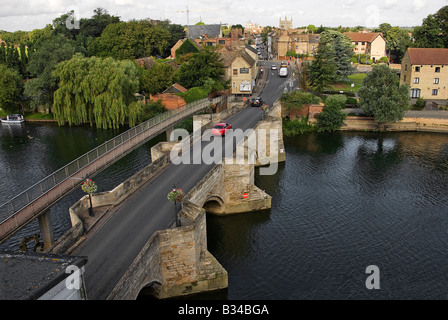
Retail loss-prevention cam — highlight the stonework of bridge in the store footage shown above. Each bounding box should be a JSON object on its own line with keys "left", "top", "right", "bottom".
{"left": 52, "top": 100, "right": 285, "bottom": 299}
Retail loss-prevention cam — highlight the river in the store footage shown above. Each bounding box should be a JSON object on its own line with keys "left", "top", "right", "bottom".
{"left": 2, "top": 123, "right": 448, "bottom": 299}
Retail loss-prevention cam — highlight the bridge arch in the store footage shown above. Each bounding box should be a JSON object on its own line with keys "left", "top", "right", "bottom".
{"left": 135, "top": 279, "right": 162, "bottom": 300}
{"left": 203, "top": 195, "right": 225, "bottom": 215}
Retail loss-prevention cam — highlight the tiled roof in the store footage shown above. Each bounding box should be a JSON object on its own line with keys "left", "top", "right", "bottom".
{"left": 407, "top": 48, "right": 448, "bottom": 65}
{"left": 188, "top": 24, "right": 222, "bottom": 39}
{"left": 345, "top": 32, "right": 384, "bottom": 43}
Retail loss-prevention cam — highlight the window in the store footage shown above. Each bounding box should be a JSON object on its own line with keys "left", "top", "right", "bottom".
{"left": 435, "top": 67, "right": 441, "bottom": 73}
{"left": 405, "top": 65, "right": 408, "bottom": 71}
{"left": 362, "top": 42, "right": 366, "bottom": 45}
{"left": 410, "top": 88, "right": 421, "bottom": 98}
{"left": 434, "top": 78, "right": 440, "bottom": 84}
{"left": 240, "top": 68, "right": 249, "bottom": 74}
{"left": 404, "top": 75, "right": 407, "bottom": 82}
{"left": 415, "top": 66, "right": 420, "bottom": 72}
{"left": 432, "top": 89, "right": 438, "bottom": 96}
{"left": 233, "top": 69, "right": 238, "bottom": 76}
{"left": 414, "top": 77, "right": 419, "bottom": 84}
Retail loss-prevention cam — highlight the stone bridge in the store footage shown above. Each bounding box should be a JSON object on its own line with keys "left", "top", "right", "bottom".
{"left": 57, "top": 101, "right": 285, "bottom": 299}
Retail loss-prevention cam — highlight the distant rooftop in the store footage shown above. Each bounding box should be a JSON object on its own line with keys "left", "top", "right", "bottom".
{"left": 0, "top": 250, "right": 87, "bottom": 300}
{"left": 188, "top": 24, "right": 222, "bottom": 39}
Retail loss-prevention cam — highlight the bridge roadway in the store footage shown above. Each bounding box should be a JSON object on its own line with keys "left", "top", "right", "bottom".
{"left": 71, "top": 61, "right": 290, "bottom": 300}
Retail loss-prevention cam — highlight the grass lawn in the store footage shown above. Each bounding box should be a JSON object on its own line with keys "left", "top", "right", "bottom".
{"left": 24, "top": 112, "right": 55, "bottom": 120}
{"left": 330, "top": 73, "right": 367, "bottom": 93}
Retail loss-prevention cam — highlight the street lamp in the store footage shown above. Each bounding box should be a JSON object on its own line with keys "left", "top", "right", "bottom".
{"left": 167, "top": 185, "right": 184, "bottom": 227}
{"left": 81, "top": 176, "right": 97, "bottom": 217}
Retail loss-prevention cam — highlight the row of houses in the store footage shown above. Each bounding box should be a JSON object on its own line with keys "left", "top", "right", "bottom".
{"left": 268, "top": 29, "right": 388, "bottom": 62}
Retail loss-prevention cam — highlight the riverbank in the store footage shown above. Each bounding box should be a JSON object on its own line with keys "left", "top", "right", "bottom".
{"left": 341, "top": 108, "right": 448, "bottom": 133}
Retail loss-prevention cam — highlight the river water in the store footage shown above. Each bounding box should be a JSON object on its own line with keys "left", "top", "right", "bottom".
{"left": 0, "top": 122, "right": 164, "bottom": 250}
{"left": 2, "top": 123, "right": 448, "bottom": 299}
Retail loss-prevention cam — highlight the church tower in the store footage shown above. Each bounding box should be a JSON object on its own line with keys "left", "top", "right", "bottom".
{"left": 279, "top": 16, "right": 293, "bottom": 30}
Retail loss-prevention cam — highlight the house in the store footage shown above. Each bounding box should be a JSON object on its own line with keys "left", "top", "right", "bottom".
{"left": 222, "top": 49, "right": 257, "bottom": 95}
{"left": 345, "top": 32, "right": 387, "bottom": 62}
{"left": 400, "top": 48, "right": 448, "bottom": 100}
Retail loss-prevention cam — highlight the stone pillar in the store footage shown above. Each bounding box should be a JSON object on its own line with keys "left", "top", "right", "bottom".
{"left": 38, "top": 210, "right": 54, "bottom": 251}
{"left": 165, "top": 126, "right": 174, "bottom": 142}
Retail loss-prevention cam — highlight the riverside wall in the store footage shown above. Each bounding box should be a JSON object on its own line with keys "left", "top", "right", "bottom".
{"left": 342, "top": 115, "right": 448, "bottom": 133}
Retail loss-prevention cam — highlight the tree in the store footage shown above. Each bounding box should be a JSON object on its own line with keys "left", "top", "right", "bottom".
{"left": 174, "top": 48, "right": 225, "bottom": 89}
{"left": 308, "top": 43, "right": 338, "bottom": 93}
{"left": 319, "top": 30, "right": 354, "bottom": 79}
{"left": 89, "top": 20, "right": 171, "bottom": 59}
{"left": 358, "top": 64, "right": 410, "bottom": 124}
{"left": 24, "top": 35, "right": 75, "bottom": 112}
{"left": 80, "top": 8, "right": 121, "bottom": 39}
{"left": 377, "top": 23, "right": 412, "bottom": 62}
{"left": 140, "top": 63, "right": 175, "bottom": 95}
{"left": 413, "top": 14, "right": 445, "bottom": 48}
{"left": 0, "top": 64, "right": 23, "bottom": 114}
{"left": 316, "top": 95, "right": 347, "bottom": 132}
{"left": 52, "top": 55, "right": 142, "bottom": 129}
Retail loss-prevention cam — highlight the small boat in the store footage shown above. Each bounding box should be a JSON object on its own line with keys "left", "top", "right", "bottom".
{"left": 1, "top": 114, "right": 25, "bottom": 124}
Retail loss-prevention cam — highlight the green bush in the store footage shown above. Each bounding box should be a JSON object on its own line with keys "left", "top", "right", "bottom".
{"left": 283, "top": 117, "right": 316, "bottom": 136}
{"left": 316, "top": 94, "right": 347, "bottom": 132}
{"left": 177, "top": 86, "right": 209, "bottom": 104}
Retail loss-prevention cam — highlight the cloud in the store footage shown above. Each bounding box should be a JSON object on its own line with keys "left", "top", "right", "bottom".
{"left": 342, "top": 0, "right": 356, "bottom": 9}
{"left": 382, "top": 0, "right": 398, "bottom": 9}
{"left": 412, "top": 0, "right": 426, "bottom": 12}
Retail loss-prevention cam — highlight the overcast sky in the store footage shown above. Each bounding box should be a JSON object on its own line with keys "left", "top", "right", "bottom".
{"left": 1, "top": 0, "right": 448, "bottom": 32}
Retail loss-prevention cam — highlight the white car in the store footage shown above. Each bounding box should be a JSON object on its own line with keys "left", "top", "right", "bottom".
{"left": 271, "top": 65, "right": 278, "bottom": 70}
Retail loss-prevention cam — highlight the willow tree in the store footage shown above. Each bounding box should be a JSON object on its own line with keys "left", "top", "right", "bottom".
{"left": 53, "top": 54, "right": 141, "bottom": 129}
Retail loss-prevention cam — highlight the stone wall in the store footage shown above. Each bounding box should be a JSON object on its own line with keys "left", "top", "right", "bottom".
{"left": 342, "top": 116, "right": 448, "bottom": 133}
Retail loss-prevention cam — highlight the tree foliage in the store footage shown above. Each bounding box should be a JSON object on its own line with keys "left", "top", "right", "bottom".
{"left": 319, "top": 30, "right": 354, "bottom": 79}
{"left": 24, "top": 35, "right": 75, "bottom": 112}
{"left": 140, "top": 63, "right": 175, "bottom": 95}
{"left": 358, "top": 64, "right": 410, "bottom": 123}
{"left": 376, "top": 23, "right": 412, "bottom": 62}
{"left": 308, "top": 43, "right": 338, "bottom": 92}
{"left": 316, "top": 95, "right": 347, "bottom": 132}
{"left": 89, "top": 20, "right": 172, "bottom": 59}
{"left": 0, "top": 64, "right": 23, "bottom": 114}
{"left": 53, "top": 55, "right": 141, "bottom": 129}
{"left": 174, "top": 48, "right": 225, "bottom": 89}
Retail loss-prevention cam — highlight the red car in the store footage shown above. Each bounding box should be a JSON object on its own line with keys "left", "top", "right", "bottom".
{"left": 212, "top": 123, "right": 232, "bottom": 136}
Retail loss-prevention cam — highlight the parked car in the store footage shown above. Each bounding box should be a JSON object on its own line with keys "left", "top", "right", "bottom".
{"left": 250, "top": 97, "right": 263, "bottom": 107}
{"left": 212, "top": 123, "right": 232, "bottom": 136}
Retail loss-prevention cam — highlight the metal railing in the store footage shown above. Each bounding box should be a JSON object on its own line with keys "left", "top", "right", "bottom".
{"left": 0, "top": 96, "right": 224, "bottom": 224}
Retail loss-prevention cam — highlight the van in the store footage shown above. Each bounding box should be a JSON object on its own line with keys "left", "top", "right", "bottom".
{"left": 279, "top": 67, "right": 288, "bottom": 77}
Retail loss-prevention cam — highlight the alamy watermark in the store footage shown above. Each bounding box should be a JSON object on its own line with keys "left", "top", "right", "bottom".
{"left": 365, "top": 265, "right": 380, "bottom": 290}
{"left": 65, "top": 265, "right": 82, "bottom": 290}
